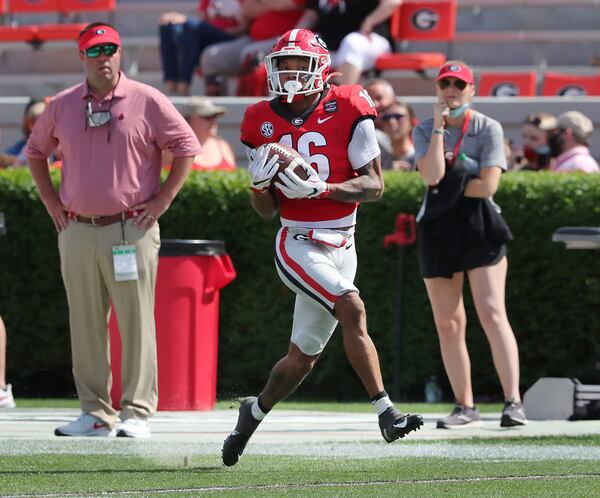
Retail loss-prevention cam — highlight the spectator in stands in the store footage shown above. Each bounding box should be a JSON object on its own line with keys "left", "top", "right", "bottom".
{"left": 0, "top": 315, "right": 15, "bottom": 408}
{"left": 376, "top": 100, "right": 417, "bottom": 170}
{"left": 26, "top": 23, "right": 201, "bottom": 438}
{"left": 365, "top": 78, "right": 397, "bottom": 117}
{"left": 510, "top": 113, "right": 556, "bottom": 171}
{"left": 200, "top": 0, "right": 306, "bottom": 96}
{"left": 549, "top": 111, "right": 600, "bottom": 173}
{"left": 2, "top": 99, "right": 47, "bottom": 168}
{"left": 413, "top": 60, "right": 526, "bottom": 429}
{"left": 165, "top": 97, "right": 236, "bottom": 172}
{"left": 295, "top": 0, "right": 399, "bottom": 85}
{"left": 159, "top": 0, "right": 246, "bottom": 96}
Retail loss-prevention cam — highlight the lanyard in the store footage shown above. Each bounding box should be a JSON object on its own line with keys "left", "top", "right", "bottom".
{"left": 449, "top": 109, "right": 471, "bottom": 166}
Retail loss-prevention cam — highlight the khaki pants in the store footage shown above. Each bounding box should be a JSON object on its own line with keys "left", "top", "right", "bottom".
{"left": 58, "top": 219, "right": 160, "bottom": 428}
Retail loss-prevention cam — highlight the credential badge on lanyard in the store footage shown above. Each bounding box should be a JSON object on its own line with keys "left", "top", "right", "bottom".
{"left": 112, "top": 219, "right": 138, "bottom": 281}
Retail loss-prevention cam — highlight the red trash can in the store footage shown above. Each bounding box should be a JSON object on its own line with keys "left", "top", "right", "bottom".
{"left": 109, "top": 239, "right": 236, "bottom": 411}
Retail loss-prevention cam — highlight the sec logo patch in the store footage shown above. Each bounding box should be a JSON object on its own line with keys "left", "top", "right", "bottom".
{"left": 260, "top": 122, "right": 274, "bottom": 138}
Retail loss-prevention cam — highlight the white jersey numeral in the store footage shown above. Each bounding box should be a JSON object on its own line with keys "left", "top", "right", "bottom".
{"left": 279, "top": 132, "right": 331, "bottom": 181}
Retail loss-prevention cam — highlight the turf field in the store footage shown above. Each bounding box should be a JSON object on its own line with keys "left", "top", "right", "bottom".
{"left": 0, "top": 402, "right": 599, "bottom": 497}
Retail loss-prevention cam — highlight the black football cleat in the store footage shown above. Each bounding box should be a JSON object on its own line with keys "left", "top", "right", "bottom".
{"left": 222, "top": 397, "right": 262, "bottom": 466}
{"left": 378, "top": 407, "right": 424, "bottom": 443}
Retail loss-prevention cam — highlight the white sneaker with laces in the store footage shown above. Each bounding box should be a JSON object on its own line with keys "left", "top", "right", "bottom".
{"left": 117, "top": 418, "right": 150, "bottom": 438}
{"left": 0, "top": 384, "right": 15, "bottom": 408}
{"left": 55, "top": 412, "right": 116, "bottom": 437}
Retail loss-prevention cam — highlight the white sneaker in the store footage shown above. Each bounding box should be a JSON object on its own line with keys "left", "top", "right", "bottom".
{"left": 55, "top": 412, "right": 116, "bottom": 437}
{"left": 117, "top": 418, "right": 150, "bottom": 438}
{"left": 0, "top": 384, "right": 15, "bottom": 408}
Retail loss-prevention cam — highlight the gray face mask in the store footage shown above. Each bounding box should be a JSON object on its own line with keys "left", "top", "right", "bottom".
{"left": 449, "top": 103, "right": 469, "bottom": 118}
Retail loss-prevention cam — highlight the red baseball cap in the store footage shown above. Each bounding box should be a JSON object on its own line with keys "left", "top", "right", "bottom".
{"left": 436, "top": 63, "right": 474, "bottom": 84}
{"left": 78, "top": 25, "right": 121, "bottom": 51}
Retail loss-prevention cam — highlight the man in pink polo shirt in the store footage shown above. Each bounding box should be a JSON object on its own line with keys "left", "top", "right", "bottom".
{"left": 549, "top": 111, "right": 600, "bottom": 174}
{"left": 26, "top": 23, "right": 201, "bottom": 438}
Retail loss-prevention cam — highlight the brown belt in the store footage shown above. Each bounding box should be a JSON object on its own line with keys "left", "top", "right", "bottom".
{"left": 68, "top": 211, "right": 137, "bottom": 227}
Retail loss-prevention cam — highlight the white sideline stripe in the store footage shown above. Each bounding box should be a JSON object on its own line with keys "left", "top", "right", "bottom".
{"left": 6, "top": 473, "right": 600, "bottom": 497}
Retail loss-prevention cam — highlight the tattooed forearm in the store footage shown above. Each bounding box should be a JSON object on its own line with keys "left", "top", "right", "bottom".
{"left": 329, "top": 158, "right": 384, "bottom": 203}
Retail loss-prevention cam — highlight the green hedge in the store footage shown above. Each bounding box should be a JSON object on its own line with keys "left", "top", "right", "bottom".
{"left": 1, "top": 169, "right": 599, "bottom": 402}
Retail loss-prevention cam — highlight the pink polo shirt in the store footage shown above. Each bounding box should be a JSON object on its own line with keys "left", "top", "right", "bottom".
{"left": 553, "top": 146, "right": 600, "bottom": 174}
{"left": 26, "top": 73, "right": 202, "bottom": 216}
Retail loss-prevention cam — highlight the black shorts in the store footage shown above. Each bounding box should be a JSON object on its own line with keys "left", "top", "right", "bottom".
{"left": 418, "top": 228, "right": 507, "bottom": 279}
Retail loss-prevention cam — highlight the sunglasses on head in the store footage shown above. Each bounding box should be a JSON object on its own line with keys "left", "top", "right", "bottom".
{"left": 380, "top": 113, "right": 407, "bottom": 122}
{"left": 437, "top": 78, "right": 468, "bottom": 91}
{"left": 84, "top": 44, "right": 118, "bottom": 58}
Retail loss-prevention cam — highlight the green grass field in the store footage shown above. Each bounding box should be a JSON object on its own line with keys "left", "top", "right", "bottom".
{"left": 2, "top": 401, "right": 599, "bottom": 496}
{"left": 2, "top": 451, "right": 598, "bottom": 497}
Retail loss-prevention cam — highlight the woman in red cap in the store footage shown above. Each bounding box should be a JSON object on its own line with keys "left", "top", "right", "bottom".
{"left": 412, "top": 60, "right": 527, "bottom": 429}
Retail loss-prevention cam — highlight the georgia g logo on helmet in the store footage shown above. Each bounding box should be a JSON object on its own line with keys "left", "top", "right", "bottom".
{"left": 315, "top": 34, "right": 328, "bottom": 50}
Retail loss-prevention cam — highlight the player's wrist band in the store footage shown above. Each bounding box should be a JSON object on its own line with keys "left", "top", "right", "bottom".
{"left": 320, "top": 183, "right": 331, "bottom": 198}
{"left": 432, "top": 128, "right": 445, "bottom": 135}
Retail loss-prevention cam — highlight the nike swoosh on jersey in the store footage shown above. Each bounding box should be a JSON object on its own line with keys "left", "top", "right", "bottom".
{"left": 317, "top": 116, "right": 333, "bottom": 124}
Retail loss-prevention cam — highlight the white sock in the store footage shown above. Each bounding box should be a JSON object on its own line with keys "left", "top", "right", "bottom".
{"left": 372, "top": 395, "right": 394, "bottom": 416}
{"left": 251, "top": 400, "right": 267, "bottom": 421}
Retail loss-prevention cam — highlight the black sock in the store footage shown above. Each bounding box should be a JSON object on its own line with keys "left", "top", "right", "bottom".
{"left": 371, "top": 390, "right": 388, "bottom": 403}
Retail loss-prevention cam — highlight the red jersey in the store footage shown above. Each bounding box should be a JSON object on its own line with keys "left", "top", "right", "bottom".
{"left": 241, "top": 84, "right": 377, "bottom": 228}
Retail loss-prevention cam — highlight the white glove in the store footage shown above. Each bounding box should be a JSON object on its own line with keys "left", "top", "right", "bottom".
{"left": 248, "top": 145, "right": 279, "bottom": 192}
{"left": 274, "top": 162, "right": 330, "bottom": 199}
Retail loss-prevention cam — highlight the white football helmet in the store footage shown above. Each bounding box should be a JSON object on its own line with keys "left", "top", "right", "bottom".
{"left": 265, "top": 29, "right": 331, "bottom": 102}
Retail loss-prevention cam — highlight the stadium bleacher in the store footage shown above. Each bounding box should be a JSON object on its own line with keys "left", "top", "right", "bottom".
{"left": 0, "top": 0, "right": 599, "bottom": 160}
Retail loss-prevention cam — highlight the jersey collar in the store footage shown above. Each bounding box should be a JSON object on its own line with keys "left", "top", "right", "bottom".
{"left": 270, "top": 86, "right": 331, "bottom": 126}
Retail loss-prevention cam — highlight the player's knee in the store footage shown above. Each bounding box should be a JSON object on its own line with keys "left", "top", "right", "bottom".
{"left": 335, "top": 292, "right": 365, "bottom": 325}
{"left": 287, "top": 344, "right": 319, "bottom": 377}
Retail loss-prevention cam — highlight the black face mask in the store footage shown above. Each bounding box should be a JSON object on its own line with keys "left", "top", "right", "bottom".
{"left": 548, "top": 130, "right": 565, "bottom": 158}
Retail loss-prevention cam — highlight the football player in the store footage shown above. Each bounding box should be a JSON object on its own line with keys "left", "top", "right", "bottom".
{"left": 222, "top": 29, "right": 423, "bottom": 467}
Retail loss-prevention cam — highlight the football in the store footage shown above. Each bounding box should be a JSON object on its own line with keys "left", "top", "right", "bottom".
{"left": 260, "top": 142, "right": 310, "bottom": 184}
